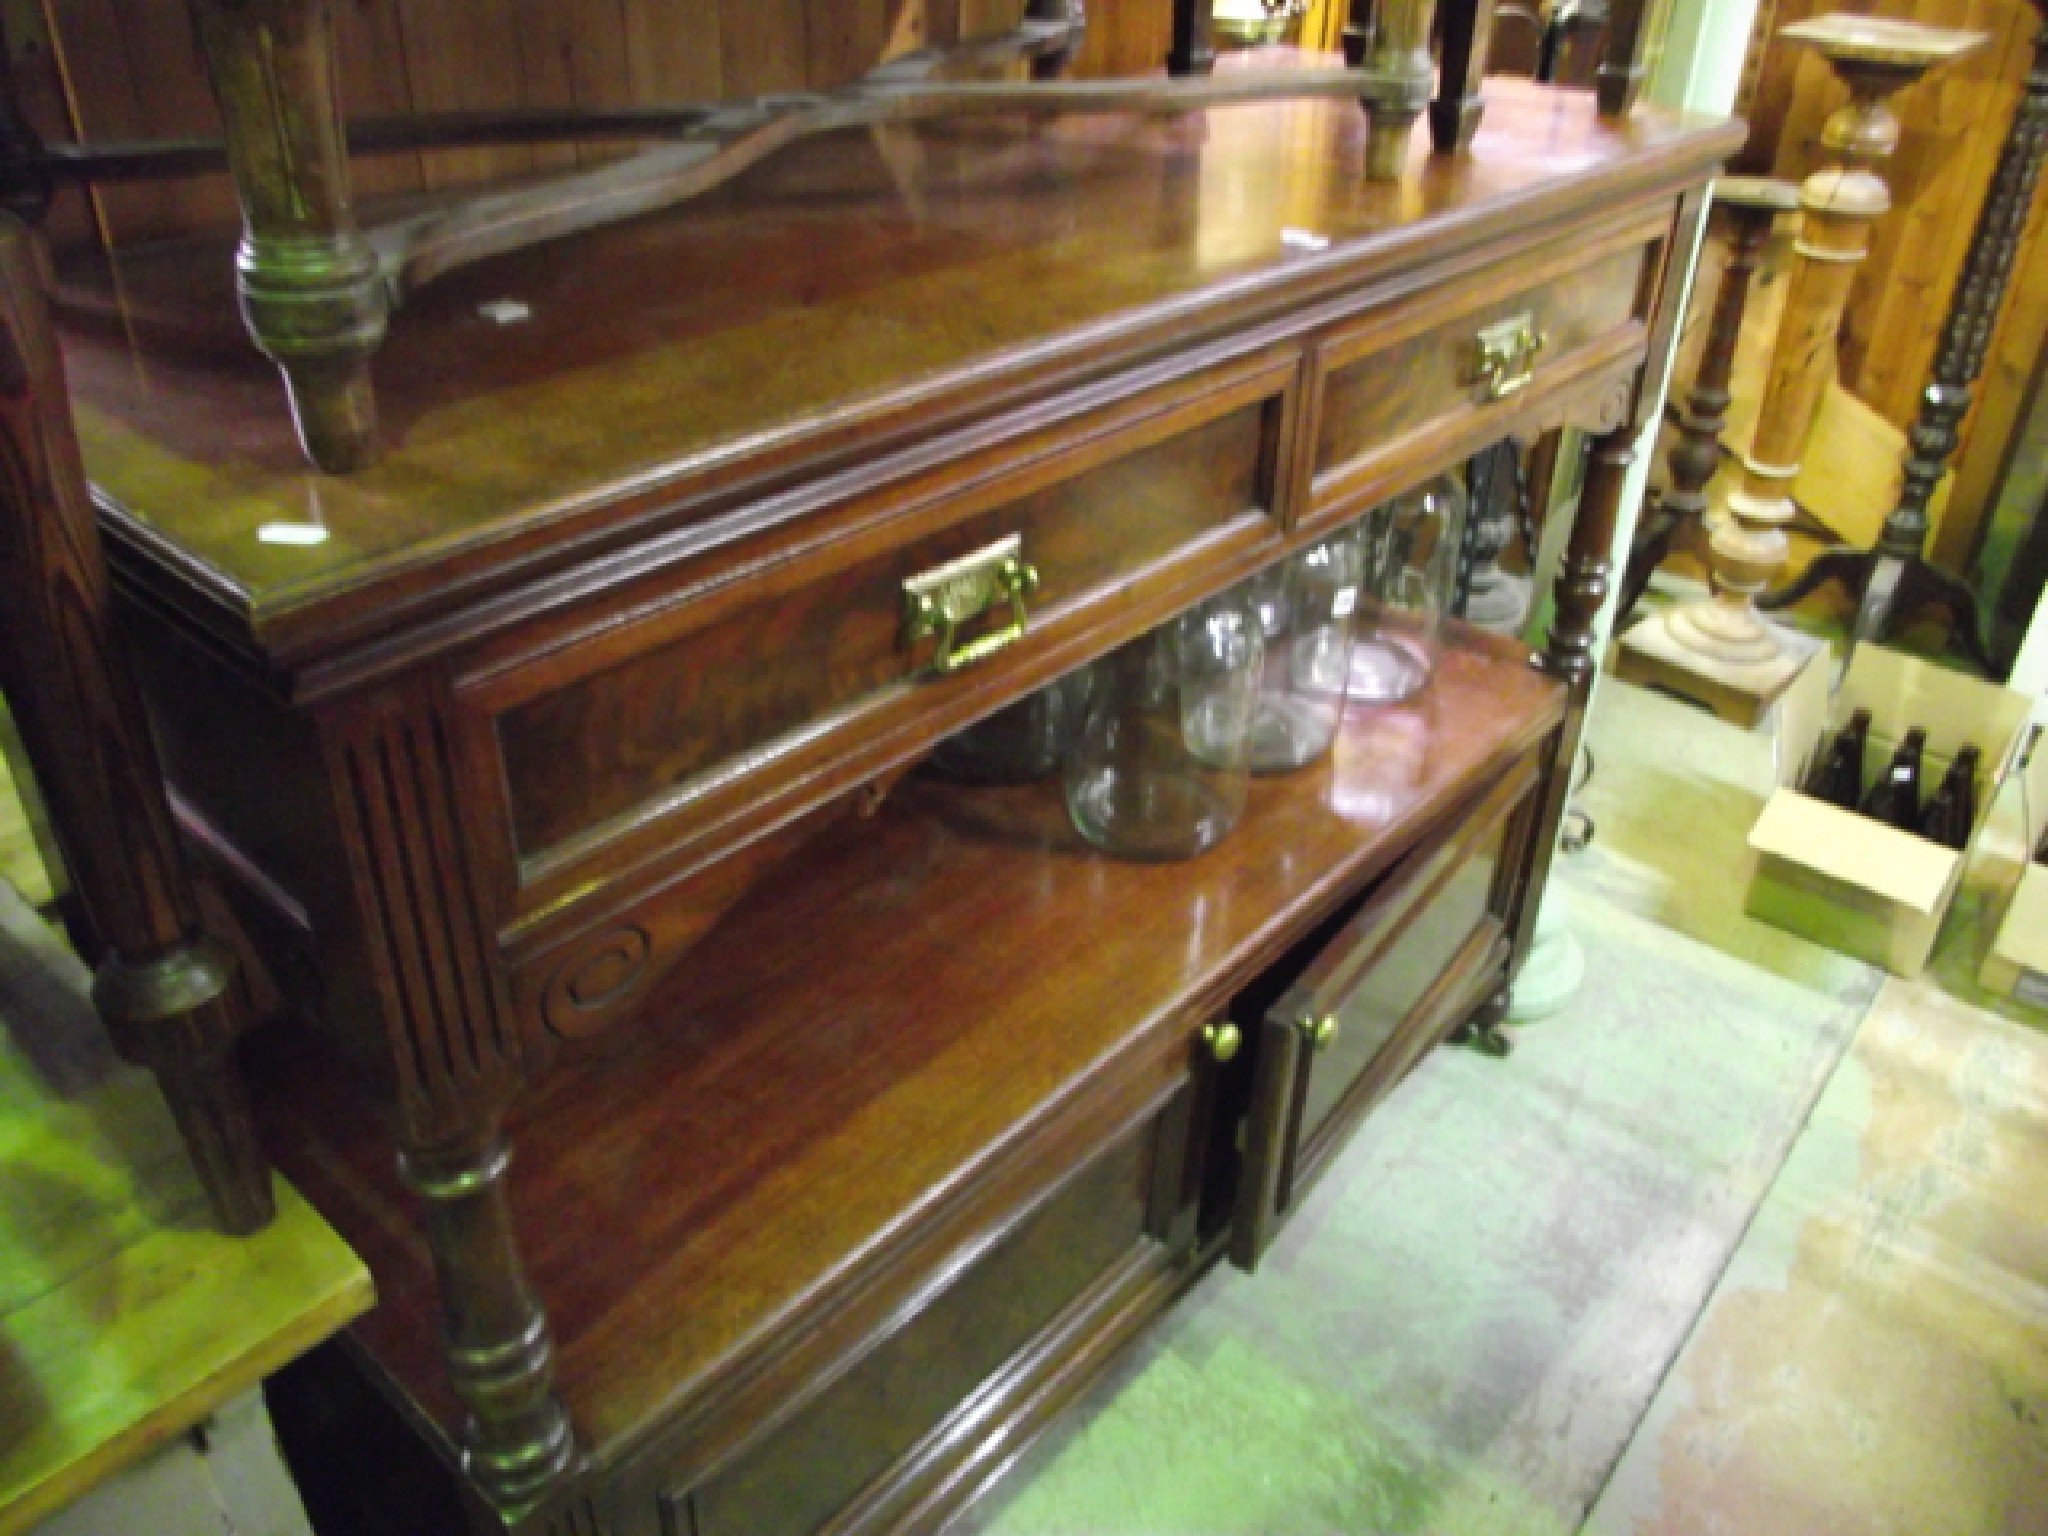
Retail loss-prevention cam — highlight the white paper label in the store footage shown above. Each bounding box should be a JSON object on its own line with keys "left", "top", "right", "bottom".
{"left": 1332, "top": 586, "right": 1358, "bottom": 618}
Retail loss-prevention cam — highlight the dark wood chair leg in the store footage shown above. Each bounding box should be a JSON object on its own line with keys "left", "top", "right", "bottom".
{"left": 0, "top": 216, "right": 274, "bottom": 1234}
{"left": 1617, "top": 181, "right": 1793, "bottom": 628}
{"left": 1598, "top": 0, "right": 1650, "bottom": 116}
{"left": 1431, "top": 0, "right": 1500, "bottom": 155}
{"left": 1166, "top": 0, "right": 1215, "bottom": 75}
{"left": 185, "top": 0, "right": 388, "bottom": 474}
{"left": 400, "top": 1123, "right": 579, "bottom": 1509}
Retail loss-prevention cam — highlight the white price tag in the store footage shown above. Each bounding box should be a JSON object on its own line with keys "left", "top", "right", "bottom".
{"left": 1332, "top": 586, "right": 1358, "bottom": 618}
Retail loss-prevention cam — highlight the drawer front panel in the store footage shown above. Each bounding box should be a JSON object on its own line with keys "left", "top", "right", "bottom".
{"left": 667, "top": 1119, "right": 1158, "bottom": 1536}
{"left": 493, "top": 397, "right": 1275, "bottom": 872}
{"left": 1309, "top": 240, "right": 1648, "bottom": 518}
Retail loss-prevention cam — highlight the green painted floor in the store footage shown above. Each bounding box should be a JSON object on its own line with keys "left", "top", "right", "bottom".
{"left": 963, "top": 679, "right": 2048, "bottom": 1536}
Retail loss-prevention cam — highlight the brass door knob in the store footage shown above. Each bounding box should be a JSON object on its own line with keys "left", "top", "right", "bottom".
{"left": 1201, "top": 1021, "right": 1242, "bottom": 1064}
{"left": 1302, "top": 1014, "right": 1339, "bottom": 1052}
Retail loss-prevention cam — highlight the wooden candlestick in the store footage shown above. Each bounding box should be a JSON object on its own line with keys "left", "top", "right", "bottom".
{"left": 1665, "top": 13, "right": 1982, "bottom": 666}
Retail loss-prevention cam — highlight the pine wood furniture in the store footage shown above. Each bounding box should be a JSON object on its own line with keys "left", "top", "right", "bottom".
{"left": 14, "top": 80, "right": 1734, "bottom": 1536}
{"left": 0, "top": 879, "right": 370, "bottom": 1536}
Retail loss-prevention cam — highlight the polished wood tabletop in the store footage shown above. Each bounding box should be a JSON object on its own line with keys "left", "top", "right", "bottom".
{"left": 52, "top": 82, "right": 1738, "bottom": 666}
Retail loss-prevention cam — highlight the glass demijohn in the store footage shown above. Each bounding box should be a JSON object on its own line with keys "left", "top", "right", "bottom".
{"left": 1064, "top": 591, "right": 1263, "bottom": 860}
{"left": 1347, "top": 472, "right": 1468, "bottom": 704}
{"left": 1242, "top": 533, "right": 1365, "bottom": 772}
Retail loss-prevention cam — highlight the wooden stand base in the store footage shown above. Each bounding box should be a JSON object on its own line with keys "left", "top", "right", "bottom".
{"left": 1614, "top": 609, "right": 1824, "bottom": 727}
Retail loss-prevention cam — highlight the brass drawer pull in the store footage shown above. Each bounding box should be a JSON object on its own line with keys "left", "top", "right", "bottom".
{"left": 1469, "top": 313, "right": 1548, "bottom": 401}
{"left": 1202, "top": 1020, "right": 1242, "bottom": 1064}
{"left": 1301, "top": 1014, "right": 1340, "bottom": 1052}
{"left": 901, "top": 534, "right": 1041, "bottom": 675}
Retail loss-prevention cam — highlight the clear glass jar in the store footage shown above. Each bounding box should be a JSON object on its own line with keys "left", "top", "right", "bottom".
{"left": 1242, "top": 532, "right": 1365, "bottom": 773}
{"left": 930, "top": 667, "right": 1095, "bottom": 784}
{"left": 1347, "top": 472, "right": 1468, "bottom": 704}
{"left": 1064, "top": 591, "right": 1263, "bottom": 860}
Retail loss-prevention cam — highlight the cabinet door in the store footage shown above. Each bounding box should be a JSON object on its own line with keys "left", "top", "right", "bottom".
{"left": 1230, "top": 756, "right": 1540, "bottom": 1270}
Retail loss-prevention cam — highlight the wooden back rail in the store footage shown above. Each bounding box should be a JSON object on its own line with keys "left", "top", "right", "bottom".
{"left": 0, "top": 0, "right": 1652, "bottom": 475}
{"left": 0, "top": 218, "right": 274, "bottom": 1234}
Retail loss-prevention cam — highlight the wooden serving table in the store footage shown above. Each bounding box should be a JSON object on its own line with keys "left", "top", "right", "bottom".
{"left": 24, "top": 81, "right": 1736, "bottom": 1536}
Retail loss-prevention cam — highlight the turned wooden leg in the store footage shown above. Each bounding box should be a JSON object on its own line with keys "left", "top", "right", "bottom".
{"left": 401, "top": 1125, "right": 578, "bottom": 1509}
{"left": 1028, "top": 0, "right": 1087, "bottom": 79}
{"left": 1617, "top": 178, "right": 1794, "bottom": 625}
{"left": 1431, "top": 0, "right": 1500, "bottom": 155}
{"left": 0, "top": 217, "right": 273, "bottom": 1233}
{"left": 1511, "top": 422, "right": 1633, "bottom": 967}
{"left": 186, "top": 0, "right": 387, "bottom": 473}
{"left": 1166, "top": 0, "right": 1215, "bottom": 76}
{"left": 1598, "top": 0, "right": 1650, "bottom": 116}
{"left": 1363, "top": 0, "right": 1437, "bottom": 180}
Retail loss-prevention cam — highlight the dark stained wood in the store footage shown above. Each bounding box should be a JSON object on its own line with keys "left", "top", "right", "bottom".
{"left": 54, "top": 85, "right": 1739, "bottom": 683}
{"left": 1165, "top": 0, "right": 1215, "bottom": 74}
{"left": 683, "top": 1123, "right": 1157, "bottom": 1536}
{"left": 253, "top": 628, "right": 1564, "bottom": 1470}
{"left": 51, "top": 92, "right": 1733, "bottom": 1533}
{"left": 1620, "top": 182, "right": 1789, "bottom": 625}
{"left": 184, "top": 0, "right": 389, "bottom": 473}
{"left": 0, "top": 216, "right": 273, "bottom": 1233}
{"left": 1310, "top": 230, "right": 1654, "bottom": 523}
{"left": 1431, "top": 0, "right": 1501, "bottom": 153}
{"left": 1597, "top": 0, "right": 1650, "bottom": 116}
{"left": 492, "top": 394, "right": 1269, "bottom": 862}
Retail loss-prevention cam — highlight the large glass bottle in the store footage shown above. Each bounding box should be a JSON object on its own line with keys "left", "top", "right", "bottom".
{"left": 1347, "top": 472, "right": 1468, "bottom": 704}
{"left": 930, "top": 667, "right": 1095, "bottom": 784}
{"left": 1241, "top": 532, "right": 1365, "bottom": 773}
{"left": 1064, "top": 591, "right": 1263, "bottom": 860}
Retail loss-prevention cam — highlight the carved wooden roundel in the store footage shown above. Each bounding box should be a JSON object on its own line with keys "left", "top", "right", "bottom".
{"left": 542, "top": 925, "right": 653, "bottom": 1039}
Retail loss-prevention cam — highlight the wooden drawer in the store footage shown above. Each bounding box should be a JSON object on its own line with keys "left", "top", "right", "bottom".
{"left": 643, "top": 1093, "right": 1189, "bottom": 1536}
{"left": 458, "top": 349, "right": 1296, "bottom": 927}
{"left": 1229, "top": 756, "right": 1541, "bottom": 1269}
{"left": 1303, "top": 219, "right": 1660, "bottom": 526}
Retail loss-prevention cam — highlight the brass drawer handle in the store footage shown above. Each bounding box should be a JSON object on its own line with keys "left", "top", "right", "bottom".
{"left": 1470, "top": 313, "right": 1548, "bottom": 401}
{"left": 1301, "top": 1014, "right": 1339, "bottom": 1052}
{"left": 1202, "top": 1020, "right": 1242, "bottom": 1064}
{"left": 901, "top": 533, "right": 1041, "bottom": 675}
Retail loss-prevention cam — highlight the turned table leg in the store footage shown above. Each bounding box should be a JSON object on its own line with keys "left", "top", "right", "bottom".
{"left": 1361, "top": 0, "right": 1437, "bottom": 181}
{"left": 1598, "top": 0, "right": 1651, "bottom": 117}
{"left": 401, "top": 1124, "right": 578, "bottom": 1509}
{"left": 1512, "top": 418, "right": 1633, "bottom": 974}
{"left": 186, "top": 0, "right": 388, "bottom": 474}
{"left": 1167, "top": 0, "right": 1215, "bottom": 76}
{"left": 1431, "top": 0, "right": 1500, "bottom": 154}
{"left": 0, "top": 217, "right": 273, "bottom": 1234}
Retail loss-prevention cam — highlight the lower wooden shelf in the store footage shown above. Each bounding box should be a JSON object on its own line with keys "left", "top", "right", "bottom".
{"left": 251, "top": 625, "right": 1563, "bottom": 1532}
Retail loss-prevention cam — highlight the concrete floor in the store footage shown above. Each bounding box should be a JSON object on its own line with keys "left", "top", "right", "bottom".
{"left": 963, "top": 679, "right": 2048, "bottom": 1536}
{"left": 4, "top": 677, "right": 2045, "bottom": 1534}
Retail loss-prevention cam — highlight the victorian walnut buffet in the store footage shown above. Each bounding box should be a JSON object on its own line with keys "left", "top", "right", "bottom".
{"left": 6, "top": 77, "right": 1736, "bottom": 1536}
